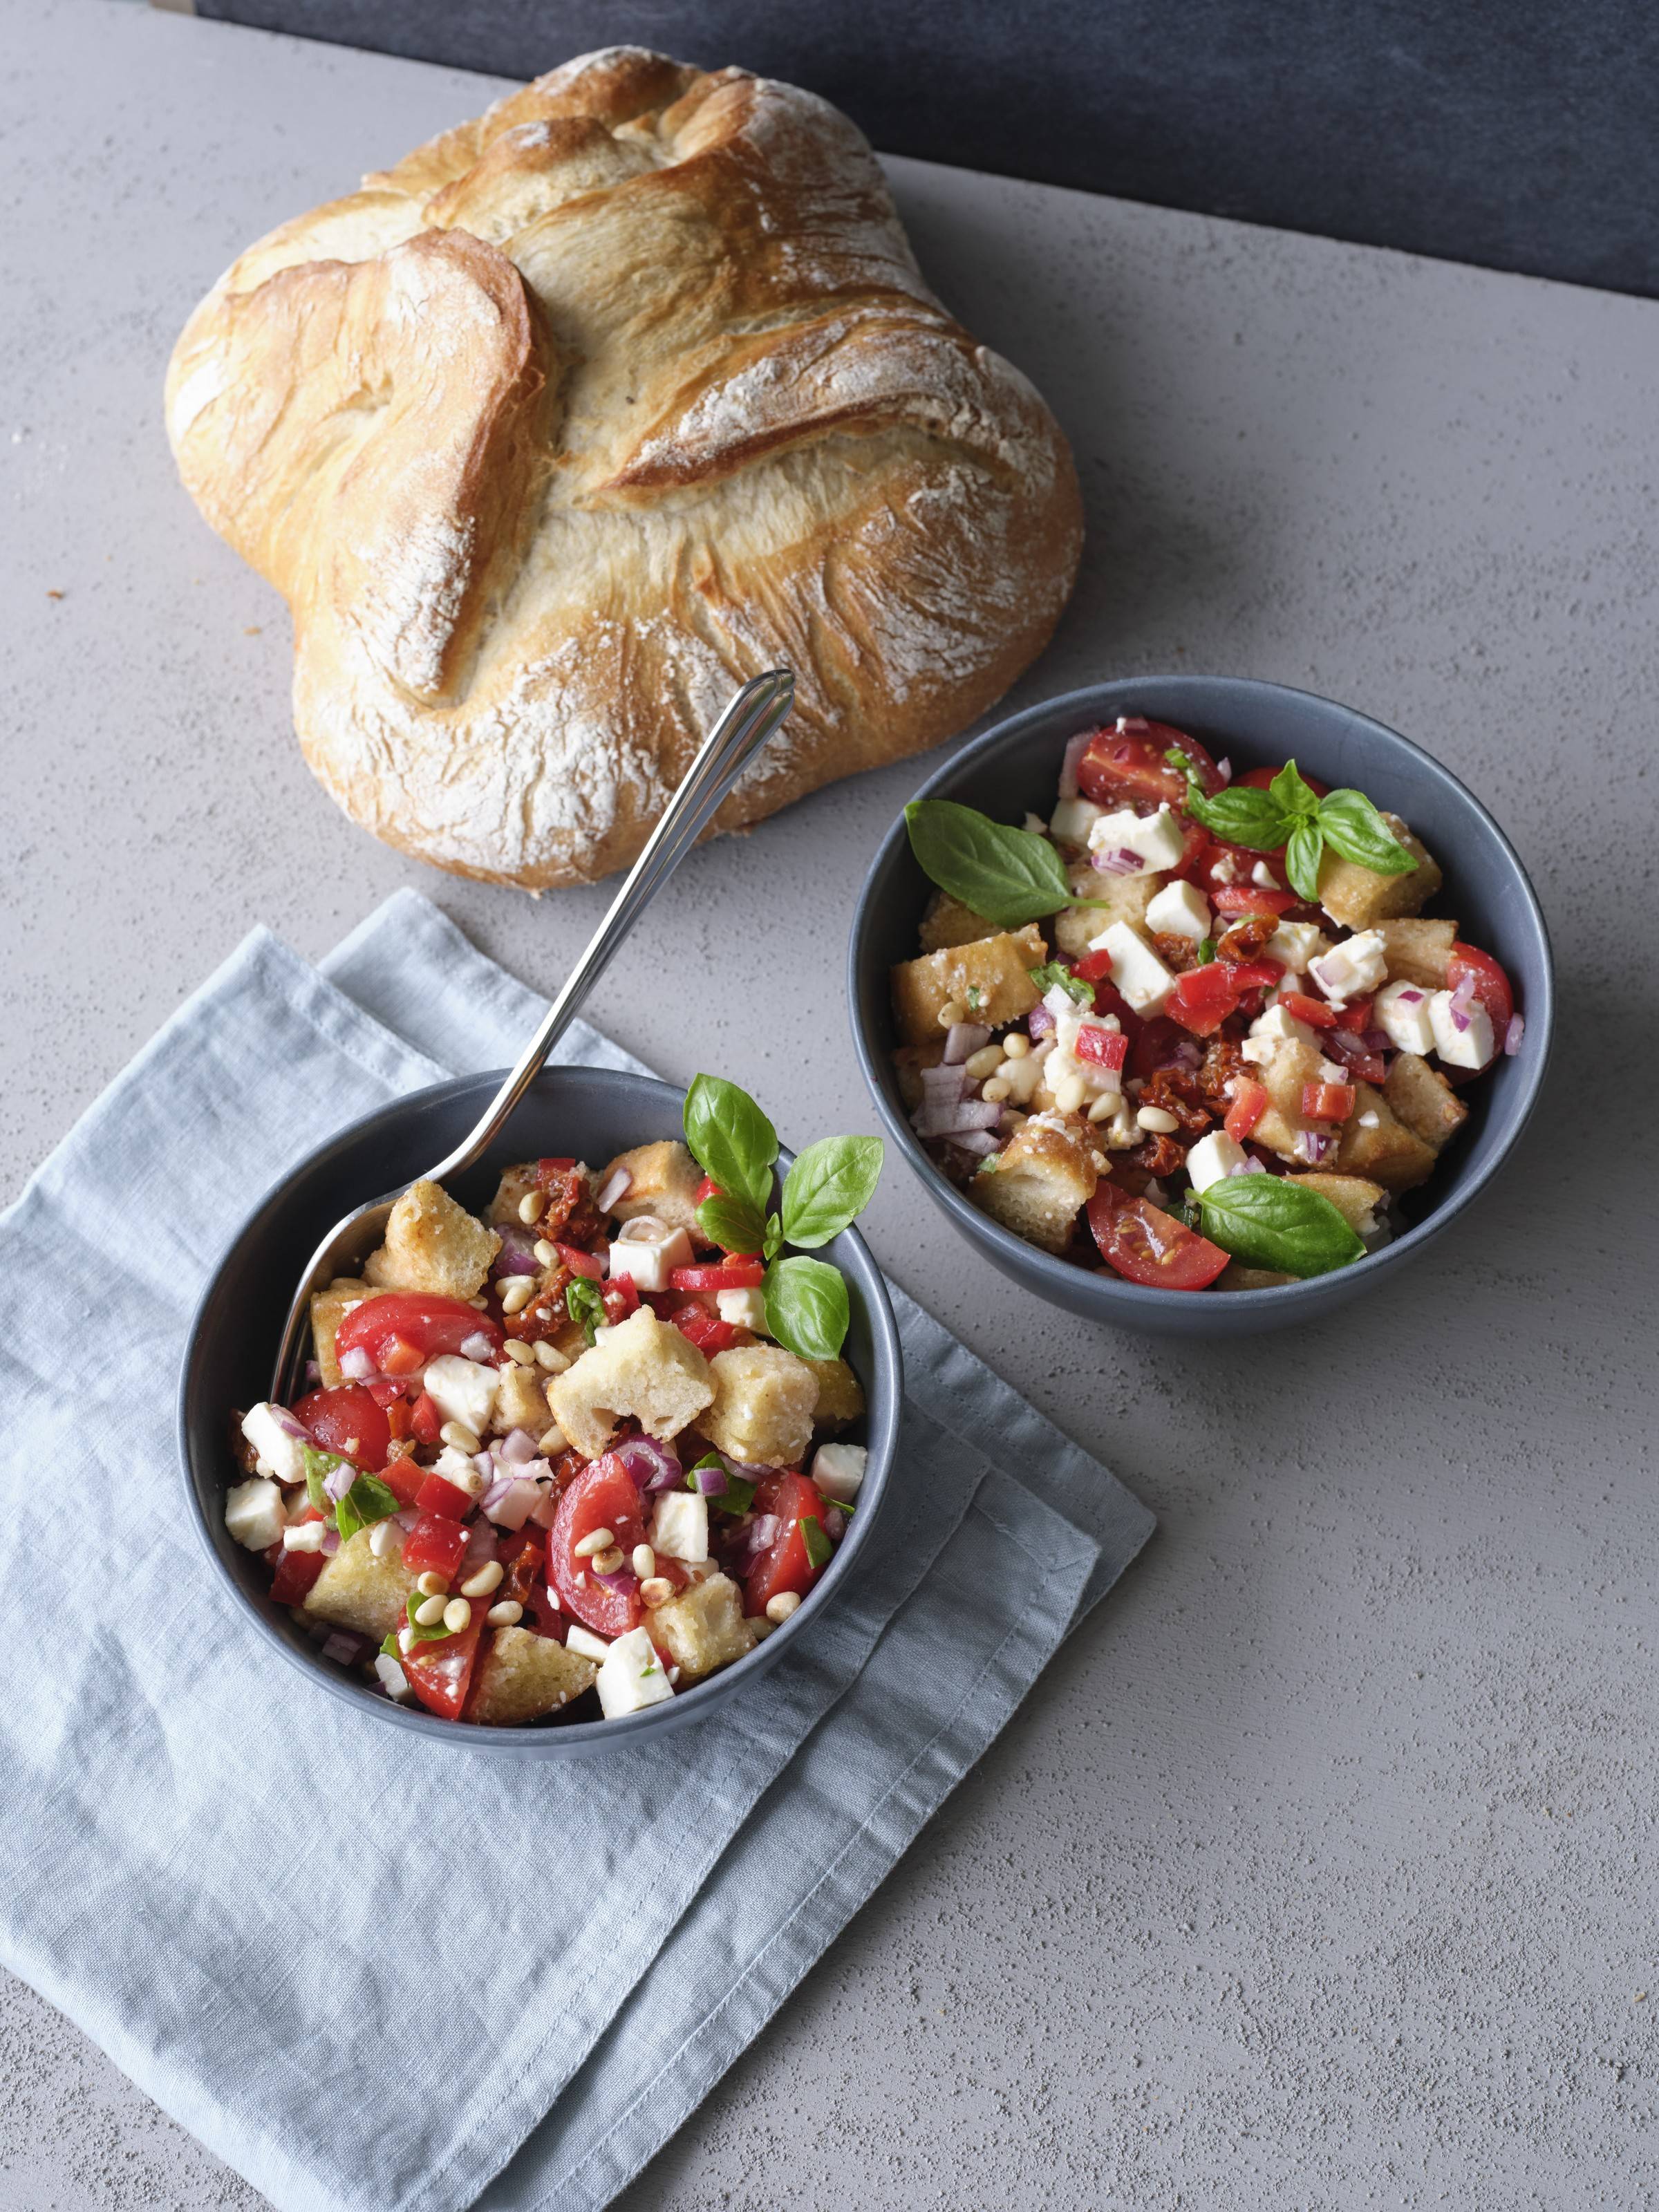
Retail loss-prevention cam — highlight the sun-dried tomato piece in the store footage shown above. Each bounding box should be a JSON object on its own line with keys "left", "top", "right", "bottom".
{"left": 1217, "top": 913, "right": 1280, "bottom": 964}
{"left": 1139, "top": 1067, "right": 1212, "bottom": 1135}
{"left": 503, "top": 1264, "right": 575, "bottom": 1344}
{"left": 1197, "top": 1036, "right": 1248, "bottom": 1116}
{"left": 1150, "top": 930, "right": 1205, "bottom": 975}
{"left": 534, "top": 1164, "right": 603, "bottom": 1250}
{"left": 1130, "top": 1130, "right": 1188, "bottom": 1180}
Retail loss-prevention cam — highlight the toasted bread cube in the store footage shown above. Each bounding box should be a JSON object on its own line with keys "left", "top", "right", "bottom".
{"left": 807, "top": 1356, "right": 865, "bottom": 1432}
{"left": 1052, "top": 859, "right": 1159, "bottom": 957}
{"left": 1374, "top": 917, "right": 1457, "bottom": 988}
{"left": 919, "top": 890, "right": 998, "bottom": 953}
{"left": 467, "top": 1625, "right": 597, "bottom": 1725}
{"left": 549, "top": 1306, "right": 713, "bottom": 1459}
{"left": 1217, "top": 1262, "right": 1297, "bottom": 1291}
{"left": 1286, "top": 1171, "right": 1387, "bottom": 1237}
{"left": 487, "top": 1161, "right": 542, "bottom": 1228}
{"left": 1316, "top": 814, "right": 1441, "bottom": 930}
{"left": 1244, "top": 1038, "right": 1324, "bottom": 1161}
{"left": 645, "top": 1572, "right": 757, "bottom": 1685}
{"left": 702, "top": 1345, "right": 818, "bottom": 1468}
{"left": 1334, "top": 1082, "right": 1437, "bottom": 1190}
{"left": 599, "top": 1140, "right": 702, "bottom": 1237}
{"left": 969, "top": 1114, "right": 1100, "bottom": 1255}
{"left": 890, "top": 925, "right": 1048, "bottom": 1047}
{"left": 492, "top": 1360, "right": 552, "bottom": 1436}
{"left": 302, "top": 1527, "right": 417, "bottom": 1642}
{"left": 364, "top": 1180, "right": 500, "bottom": 1300}
{"left": 1384, "top": 1052, "right": 1470, "bottom": 1153}
{"left": 306, "top": 1280, "right": 386, "bottom": 1387}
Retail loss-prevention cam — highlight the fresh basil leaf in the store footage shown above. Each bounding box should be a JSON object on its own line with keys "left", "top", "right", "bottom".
{"left": 1182, "top": 784, "right": 1291, "bottom": 852}
{"left": 763, "top": 1211, "right": 783, "bottom": 1262}
{"left": 379, "top": 1632, "right": 400, "bottom": 1659}
{"left": 1196, "top": 938, "right": 1218, "bottom": 965}
{"left": 1197, "top": 1176, "right": 1365, "bottom": 1278}
{"left": 964, "top": 985, "right": 986, "bottom": 1013}
{"left": 762, "top": 1255, "right": 850, "bottom": 1361}
{"left": 800, "top": 1515, "right": 833, "bottom": 1571}
{"left": 695, "top": 1461, "right": 757, "bottom": 1516}
{"left": 1028, "top": 961, "right": 1094, "bottom": 1006}
{"left": 780, "top": 1136, "right": 884, "bottom": 1250}
{"left": 683, "top": 1074, "right": 778, "bottom": 1212}
{"left": 1284, "top": 817, "right": 1325, "bottom": 902}
{"left": 335, "top": 1472, "right": 400, "bottom": 1546}
{"left": 903, "top": 800, "right": 1087, "bottom": 931}
{"left": 565, "top": 1277, "right": 607, "bottom": 1347}
{"left": 1315, "top": 789, "right": 1418, "bottom": 877}
{"left": 1268, "top": 760, "right": 1322, "bottom": 818}
{"left": 402, "top": 1595, "right": 451, "bottom": 1647}
{"left": 697, "top": 1192, "right": 767, "bottom": 1257}
{"left": 301, "top": 1444, "right": 341, "bottom": 1521}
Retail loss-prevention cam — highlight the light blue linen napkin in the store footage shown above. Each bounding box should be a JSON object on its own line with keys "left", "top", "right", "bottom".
{"left": 0, "top": 889, "right": 1153, "bottom": 2212}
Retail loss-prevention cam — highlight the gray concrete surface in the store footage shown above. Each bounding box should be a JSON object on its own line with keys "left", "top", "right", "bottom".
{"left": 2, "top": 7, "right": 1655, "bottom": 2208}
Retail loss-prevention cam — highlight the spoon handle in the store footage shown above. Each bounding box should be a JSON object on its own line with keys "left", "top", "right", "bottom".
{"left": 423, "top": 668, "right": 794, "bottom": 1185}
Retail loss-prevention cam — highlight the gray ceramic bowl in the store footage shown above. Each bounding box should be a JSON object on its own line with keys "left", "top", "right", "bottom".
{"left": 178, "top": 1067, "right": 902, "bottom": 1753}
{"left": 849, "top": 676, "right": 1553, "bottom": 1336}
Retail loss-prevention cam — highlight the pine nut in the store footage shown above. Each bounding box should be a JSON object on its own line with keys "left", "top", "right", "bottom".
{"left": 533, "top": 1239, "right": 557, "bottom": 1268}
{"left": 981, "top": 1078, "right": 1013, "bottom": 1103}
{"left": 640, "top": 1576, "right": 674, "bottom": 1608}
{"left": 369, "top": 1520, "right": 400, "bottom": 1559}
{"left": 503, "top": 1338, "right": 536, "bottom": 1365}
{"left": 592, "top": 1546, "right": 626, "bottom": 1575}
{"left": 415, "top": 1571, "right": 449, "bottom": 1597}
{"left": 765, "top": 1591, "right": 801, "bottom": 1624}
{"left": 937, "top": 999, "right": 965, "bottom": 1027}
{"left": 1003, "top": 1031, "right": 1031, "bottom": 1059}
{"left": 631, "top": 1544, "right": 656, "bottom": 1579}
{"left": 533, "top": 1339, "right": 569, "bottom": 1372}
{"left": 468, "top": 1295, "right": 489, "bottom": 1309}
{"left": 572, "top": 1528, "right": 613, "bottom": 1559}
{"left": 439, "top": 1421, "right": 480, "bottom": 1455}
{"left": 747, "top": 1615, "right": 774, "bottom": 1640}
{"left": 413, "top": 1594, "right": 448, "bottom": 1627}
{"left": 538, "top": 1423, "right": 566, "bottom": 1455}
{"left": 517, "top": 1190, "right": 545, "bottom": 1224}
{"left": 499, "top": 1277, "right": 536, "bottom": 1315}
{"left": 460, "top": 1560, "right": 503, "bottom": 1598}
{"left": 964, "top": 1044, "right": 1004, "bottom": 1079}
{"left": 1087, "top": 1094, "right": 1118, "bottom": 1123}
{"left": 1137, "top": 1105, "right": 1181, "bottom": 1133}
{"left": 1055, "top": 1076, "right": 1086, "bottom": 1114}
{"left": 442, "top": 1597, "right": 471, "bottom": 1633}
{"left": 486, "top": 1600, "right": 524, "bottom": 1628}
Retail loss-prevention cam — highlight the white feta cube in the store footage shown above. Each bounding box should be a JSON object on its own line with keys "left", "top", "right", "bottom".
{"left": 1264, "top": 920, "right": 1328, "bottom": 975}
{"left": 429, "top": 1442, "right": 485, "bottom": 1497}
{"left": 1250, "top": 861, "right": 1281, "bottom": 888}
{"left": 608, "top": 1215, "right": 695, "bottom": 1294}
{"left": 812, "top": 1442, "right": 868, "bottom": 1503}
{"left": 1049, "top": 796, "right": 1105, "bottom": 846}
{"left": 1145, "top": 879, "right": 1212, "bottom": 941}
{"left": 565, "top": 1624, "right": 611, "bottom": 1662}
{"left": 1308, "top": 929, "right": 1388, "bottom": 1005}
{"left": 225, "top": 1477, "right": 285, "bottom": 1551}
{"left": 715, "top": 1286, "right": 769, "bottom": 1332}
{"left": 1210, "top": 852, "right": 1238, "bottom": 884}
{"left": 1088, "top": 803, "right": 1188, "bottom": 874}
{"left": 1428, "top": 989, "right": 1494, "bottom": 1069}
{"left": 1089, "top": 921, "right": 1176, "bottom": 1015}
{"left": 422, "top": 1353, "right": 500, "bottom": 1438}
{"left": 281, "top": 1519, "right": 330, "bottom": 1554}
{"left": 1241, "top": 1002, "right": 1318, "bottom": 1065}
{"left": 1373, "top": 978, "right": 1438, "bottom": 1055}
{"left": 240, "top": 1403, "right": 306, "bottom": 1485}
{"left": 1185, "top": 1130, "right": 1250, "bottom": 1195}
{"left": 595, "top": 1625, "right": 675, "bottom": 1718}
{"left": 650, "top": 1491, "right": 710, "bottom": 1564}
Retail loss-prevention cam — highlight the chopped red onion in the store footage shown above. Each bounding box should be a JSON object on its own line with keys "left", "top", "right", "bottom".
{"left": 823, "top": 1507, "right": 846, "bottom": 1539}
{"left": 498, "top": 1427, "right": 538, "bottom": 1467}
{"left": 1118, "top": 715, "right": 1149, "bottom": 733}
{"left": 1057, "top": 728, "right": 1092, "bottom": 800}
{"left": 322, "top": 1459, "right": 356, "bottom": 1503}
{"left": 393, "top": 1508, "right": 420, "bottom": 1533}
{"left": 1396, "top": 987, "right": 1424, "bottom": 1004}
{"left": 614, "top": 1435, "right": 682, "bottom": 1492}
{"left": 1216, "top": 756, "right": 1233, "bottom": 784}
{"left": 596, "top": 1166, "right": 632, "bottom": 1213}
{"left": 1091, "top": 847, "right": 1145, "bottom": 875}
{"left": 942, "top": 1021, "right": 993, "bottom": 1065}
{"left": 459, "top": 1330, "right": 498, "bottom": 1365}
{"left": 592, "top": 1567, "right": 636, "bottom": 1593}
{"left": 319, "top": 1631, "right": 364, "bottom": 1666}
{"left": 482, "top": 1476, "right": 541, "bottom": 1530}
{"left": 473, "top": 1450, "right": 496, "bottom": 1483}
{"left": 303, "top": 1360, "right": 321, "bottom": 1387}
{"left": 1361, "top": 1029, "right": 1391, "bottom": 1053}
{"left": 693, "top": 1462, "right": 729, "bottom": 1497}
{"left": 916, "top": 1098, "right": 1004, "bottom": 1138}
{"left": 320, "top": 1528, "right": 341, "bottom": 1555}
{"left": 751, "top": 1514, "right": 781, "bottom": 1550}
{"left": 1504, "top": 1013, "right": 1525, "bottom": 1056}
{"left": 337, "top": 1345, "right": 375, "bottom": 1382}
{"left": 463, "top": 1519, "right": 498, "bottom": 1562}
{"left": 947, "top": 1129, "right": 1004, "bottom": 1158}
{"left": 1293, "top": 1130, "right": 1336, "bottom": 1165}
{"left": 269, "top": 1405, "right": 312, "bottom": 1443}
{"left": 529, "top": 1488, "right": 559, "bottom": 1529}
{"left": 490, "top": 1227, "right": 542, "bottom": 1280}
{"left": 1171, "top": 1040, "right": 1202, "bottom": 1070}
{"left": 1450, "top": 1007, "right": 1471, "bottom": 1033}
{"left": 1027, "top": 1004, "right": 1056, "bottom": 1040}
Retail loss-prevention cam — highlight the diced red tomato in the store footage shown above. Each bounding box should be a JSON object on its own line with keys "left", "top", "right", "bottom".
{"left": 602, "top": 1275, "right": 641, "bottom": 1324}
{"left": 1302, "top": 1081, "right": 1356, "bottom": 1122}
{"left": 402, "top": 1512, "right": 469, "bottom": 1582}
{"left": 1071, "top": 946, "right": 1115, "bottom": 984}
{"left": 335, "top": 1295, "right": 501, "bottom": 1372}
{"left": 365, "top": 1378, "right": 407, "bottom": 1409}
{"left": 1127, "top": 1015, "right": 1194, "bottom": 1083}
{"left": 744, "top": 1471, "right": 832, "bottom": 1616}
{"left": 1085, "top": 1181, "right": 1230, "bottom": 1291}
{"left": 1076, "top": 719, "right": 1225, "bottom": 812}
{"left": 292, "top": 1385, "right": 391, "bottom": 1471}
{"left": 410, "top": 1392, "right": 444, "bottom": 1446}
{"left": 556, "top": 1241, "right": 604, "bottom": 1281}
{"left": 416, "top": 1470, "right": 474, "bottom": 1522}
{"left": 381, "top": 1450, "right": 424, "bottom": 1508}
{"left": 1333, "top": 996, "right": 1374, "bottom": 1033}
{"left": 404, "top": 1600, "right": 485, "bottom": 1722}
{"left": 1212, "top": 883, "right": 1302, "bottom": 918}
{"left": 1281, "top": 990, "right": 1338, "bottom": 1029}
{"left": 1447, "top": 943, "right": 1515, "bottom": 1065}
{"left": 1224, "top": 1078, "right": 1268, "bottom": 1142}
{"left": 1237, "top": 762, "right": 1330, "bottom": 798}
{"left": 1224, "top": 959, "right": 1284, "bottom": 992}
{"left": 268, "top": 1546, "right": 327, "bottom": 1606}
{"left": 694, "top": 1177, "right": 724, "bottom": 1206}
{"left": 1192, "top": 838, "right": 1285, "bottom": 894}
{"left": 1074, "top": 1023, "right": 1128, "bottom": 1072}
{"left": 1166, "top": 964, "right": 1241, "bottom": 1038}
{"left": 550, "top": 1455, "right": 646, "bottom": 1636}
{"left": 383, "top": 1399, "right": 413, "bottom": 1446}
{"left": 668, "top": 1301, "right": 742, "bottom": 1356}
{"left": 668, "top": 1257, "right": 765, "bottom": 1292}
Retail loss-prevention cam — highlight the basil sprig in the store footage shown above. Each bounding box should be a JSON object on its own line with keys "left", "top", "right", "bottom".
{"left": 800, "top": 1515, "right": 833, "bottom": 1571}
{"left": 1028, "top": 962, "right": 1093, "bottom": 1006}
{"left": 1170, "top": 756, "right": 1416, "bottom": 903}
{"left": 688, "top": 1452, "right": 756, "bottom": 1516}
{"left": 301, "top": 1443, "right": 342, "bottom": 1519}
{"left": 682, "top": 1076, "right": 881, "bottom": 1360}
{"left": 335, "top": 1472, "right": 400, "bottom": 1544}
{"left": 1197, "top": 1176, "right": 1365, "bottom": 1278}
{"left": 904, "top": 800, "right": 1112, "bottom": 931}
{"left": 565, "top": 1277, "right": 606, "bottom": 1346}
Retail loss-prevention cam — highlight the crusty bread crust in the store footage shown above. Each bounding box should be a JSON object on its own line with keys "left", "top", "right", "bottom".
{"left": 165, "top": 48, "right": 1082, "bottom": 888}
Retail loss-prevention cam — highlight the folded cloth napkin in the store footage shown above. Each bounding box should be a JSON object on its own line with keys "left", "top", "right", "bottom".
{"left": 0, "top": 889, "right": 1153, "bottom": 2212}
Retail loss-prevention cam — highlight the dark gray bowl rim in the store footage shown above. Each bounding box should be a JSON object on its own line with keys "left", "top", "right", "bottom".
{"left": 177, "top": 1067, "right": 903, "bottom": 1752}
{"left": 847, "top": 673, "right": 1555, "bottom": 1322}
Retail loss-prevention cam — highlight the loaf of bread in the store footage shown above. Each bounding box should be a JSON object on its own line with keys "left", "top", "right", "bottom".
{"left": 165, "top": 47, "right": 1082, "bottom": 888}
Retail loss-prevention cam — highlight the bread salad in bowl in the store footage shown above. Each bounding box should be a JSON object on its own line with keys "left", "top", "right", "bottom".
{"left": 223, "top": 1078, "right": 883, "bottom": 1730}
{"left": 890, "top": 716, "right": 1524, "bottom": 1293}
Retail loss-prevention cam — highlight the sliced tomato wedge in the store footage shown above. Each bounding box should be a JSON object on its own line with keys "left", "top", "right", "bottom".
{"left": 694, "top": 1176, "right": 724, "bottom": 1206}
{"left": 1447, "top": 943, "right": 1514, "bottom": 1067}
{"left": 1224, "top": 1077, "right": 1268, "bottom": 1141}
{"left": 1076, "top": 719, "right": 1224, "bottom": 812}
{"left": 410, "top": 1391, "right": 444, "bottom": 1445}
{"left": 550, "top": 1454, "right": 646, "bottom": 1636}
{"left": 403, "top": 1599, "right": 486, "bottom": 1721}
{"left": 334, "top": 1295, "right": 501, "bottom": 1372}
{"left": 1333, "top": 996, "right": 1375, "bottom": 1034}
{"left": 1212, "top": 883, "right": 1302, "bottom": 919}
{"left": 1302, "top": 1081, "right": 1356, "bottom": 1122}
{"left": 668, "top": 1258, "right": 765, "bottom": 1292}
{"left": 602, "top": 1275, "right": 641, "bottom": 1325}
{"left": 1236, "top": 762, "right": 1330, "bottom": 799}
{"left": 1085, "top": 1181, "right": 1230, "bottom": 1291}
{"left": 744, "top": 1471, "right": 832, "bottom": 1616}
{"left": 1280, "top": 989, "right": 1338, "bottom": 1029}
{"left": 402, "top": 1512, "right": 469, "bottom": 1582}
{"left": 555, "top": 1241, "right": 604, "bottom": 1281}
{"left": 1166, "top": 964, "right": 1241, "bottom": 1038}
{"left": 268, "top": 1546, "right": 328, "bottom": 1606}
{"left": 415, "top": 1470, "right": 474, "bottom": 1522}
{"left": 292, "top": 1384, "right": 391, "bottom": 1471}
{"left": 667, "top": 1300, "right": 743, "bottom": 1356}
{"left": 380, "top": 1450, "right": 424, "bottom": 1508}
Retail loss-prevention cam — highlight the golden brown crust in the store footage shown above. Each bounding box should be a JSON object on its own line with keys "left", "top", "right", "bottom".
{"left": 165, "top": 46, "right": 1082, "bottom": 888}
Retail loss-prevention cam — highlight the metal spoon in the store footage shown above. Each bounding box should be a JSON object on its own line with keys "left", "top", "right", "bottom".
{"left": 269, "top": 668, "right": 795, "bottom": 1400}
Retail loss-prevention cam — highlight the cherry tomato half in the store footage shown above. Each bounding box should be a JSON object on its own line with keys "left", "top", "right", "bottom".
{"left": 292, "top": 1384, "right": 391, "bottom": 1471}
{"left": 550, "top": 1455, "right": 646, "bottom": 1637}
{"left": 334, "top": 1295, "right": 501, "bottom": 1372}
{"left": 402, "top": 1600, "right": 486, "bottom": 1722}
{"left": 1086, "top": 1181, "right": 1230, "bottom": 1291}
{"left": 1447, "top": 942, "right": 1515, "bottom": 1066}
{"left": 1076, "top": 720, "right": 1224, "bottom": 813}
{"left": 1166, "top": 964, "right": 1241, "bottom": 1038}
{"left": 744, "top": 1471, "right": 832, "bottom": 1616}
